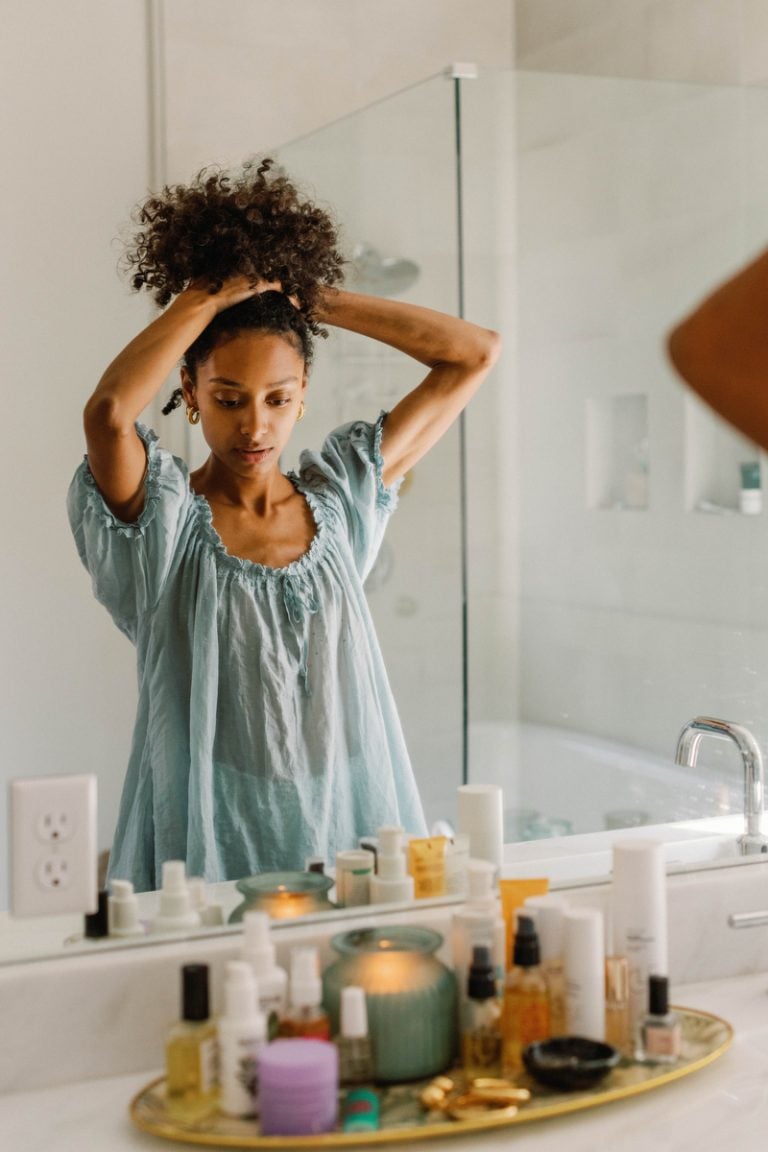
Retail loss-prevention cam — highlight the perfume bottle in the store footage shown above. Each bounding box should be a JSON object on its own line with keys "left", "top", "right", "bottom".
{"left": 165, "top": 963, "right": 219, "bottom": 1122}
{"left": 336, "top": 985, "right": 374, "bottom": 1084}
{"left": 635, "top": 975, "right": 681, "bottom": 1064}
{"left": 278, "top": 947, "right": 331, "bottom": 1039}
{"left": 462, "top": 945, "right": 502, "bottom": 1079}
{"left": 502, "top": 915, "right": 550, "bottom": 1077}
{"left": 604, "top": 955, "right": 631, "bottom": 1057}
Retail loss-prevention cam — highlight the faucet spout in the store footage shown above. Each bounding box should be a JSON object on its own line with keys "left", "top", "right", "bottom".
{"left": 675, "top": 715, "right": 768, "bottom": 855}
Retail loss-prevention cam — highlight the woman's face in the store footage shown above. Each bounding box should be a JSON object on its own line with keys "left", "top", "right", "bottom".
{"left": 182, "top": 330, "right": 307, "bottom": 478}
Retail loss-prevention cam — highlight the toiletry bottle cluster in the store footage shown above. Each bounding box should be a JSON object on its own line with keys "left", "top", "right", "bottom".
{"left": 160, "top": 835, "right": 678, "bottom": 1137}
{"left": 453, "top": 838, "right": 679, "bottom": 1079}
{"left": 164, "top": 911, "right": 378, "bottom": 1136}
{"left": 333, "top": 823, "right": 471, "bottom": 907}
{"left": 85, "top": 859, "right": 224, "bottom": 941}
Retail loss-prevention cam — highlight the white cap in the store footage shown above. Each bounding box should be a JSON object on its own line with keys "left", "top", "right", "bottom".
{"left": 524, "top": 894, "right": 567, "bottom": 961}
{"left": 242, "top": 911, "right": 277, "bottom": 976}
{"left": 376, "top": 826, "right": 407, "bottom": 880}
{"left": 290, "top": 946, "right": 321, "bottom": 1009}
{"left": 340, "top": 986, "right": 368, "bottom": 1039}
{"left": 158, "top": 861, "right": 194, "bottom": 919}
{"left": 467, "top": 858, "right": 496, "bottom": 903}
{"left": 109, "top": 879, "right": 143, "bottom": 935}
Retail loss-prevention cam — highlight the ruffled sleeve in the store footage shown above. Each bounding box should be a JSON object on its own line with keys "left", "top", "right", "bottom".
{"left": 297, "top": 412, "right": 402, "bottom": 581}
{"left": 66, "top": 424, "right": 192, "bottom": 638}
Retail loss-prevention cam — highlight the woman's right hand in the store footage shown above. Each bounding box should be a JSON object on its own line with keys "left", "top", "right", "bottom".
{"left": 187, "top": 275, "right": 287, "bottom": 314}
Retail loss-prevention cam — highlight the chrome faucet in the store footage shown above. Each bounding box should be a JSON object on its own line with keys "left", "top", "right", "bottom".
{"left": 675, "top": 716, "right": 768, "bottom": 855}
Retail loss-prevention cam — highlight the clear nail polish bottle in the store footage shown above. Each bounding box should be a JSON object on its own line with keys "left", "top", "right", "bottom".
{"left": 635, "top": 975, "right": 681, "bottom": 1064}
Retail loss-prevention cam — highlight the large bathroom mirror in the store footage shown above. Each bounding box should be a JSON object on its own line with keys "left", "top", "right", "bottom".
{"left": 4, "top": 22, "right": 768, "bottom": 966}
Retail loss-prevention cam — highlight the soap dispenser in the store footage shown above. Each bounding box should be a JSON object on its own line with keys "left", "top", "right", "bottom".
{"left": 369, "top": 825, "right": 415, "bottom": 904}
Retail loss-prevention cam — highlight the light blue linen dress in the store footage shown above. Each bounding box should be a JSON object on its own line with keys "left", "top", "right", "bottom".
{"left": 67, "top": 415, "right": 427, "bottom": 892}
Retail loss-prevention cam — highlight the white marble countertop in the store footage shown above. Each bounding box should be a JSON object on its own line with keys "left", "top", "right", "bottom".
{"left": 4, "top": 968, "right": 768, "bottom": 1152}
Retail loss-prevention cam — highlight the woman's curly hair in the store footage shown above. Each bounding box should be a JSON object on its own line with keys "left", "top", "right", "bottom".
{"left": 123, "top": 156, "right": 345, "bottom": 333}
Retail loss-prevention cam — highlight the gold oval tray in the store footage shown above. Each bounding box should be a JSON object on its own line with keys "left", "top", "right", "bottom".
{"left": 130, "top": 1006, "right": 732, "bottom": 1148}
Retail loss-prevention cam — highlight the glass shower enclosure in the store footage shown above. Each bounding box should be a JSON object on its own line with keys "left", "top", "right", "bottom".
{"left": 276, "top": 69, "right": 768, "bottom": 843}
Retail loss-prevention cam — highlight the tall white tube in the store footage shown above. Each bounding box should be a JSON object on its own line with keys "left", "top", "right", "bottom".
{"left": 610, "top": 839, "right": 667, "bottom": 1034}
{"left": 457, "top": 785, "right": 504, "bottom": 869}
{"left": 563, "top": 907, "right": 606, "bottom": 1041}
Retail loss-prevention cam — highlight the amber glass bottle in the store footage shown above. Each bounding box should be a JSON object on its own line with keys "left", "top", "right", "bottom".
{"left": 165, "top": 964, "right": 219, "bottom": 1122}
{"left": 501, "top": 915, "right": 550, "bottom": 1077}
{"left": 462, "top": 945, "right": 502, "bottom": 1078}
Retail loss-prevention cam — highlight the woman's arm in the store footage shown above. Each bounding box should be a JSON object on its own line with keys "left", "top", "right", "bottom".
{"left": 667, "top": 247, "right": 768, "bottom": 450}
{"left": 83, "top": 279, "right": 259, "bottom": 521}
{"left": 316, "top": 289, "right": 501, "bottom": 486}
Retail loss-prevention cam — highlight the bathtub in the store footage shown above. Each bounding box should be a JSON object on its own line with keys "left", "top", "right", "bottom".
{"left": 468, "top": 721, "right": 741, "bottom": 841}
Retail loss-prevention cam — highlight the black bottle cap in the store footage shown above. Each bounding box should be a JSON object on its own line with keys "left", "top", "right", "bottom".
{"left": 467, "top": 944, "right": 496, "bottom": 1000}
{"left": 181, "top": 963, "right": 210, "bottom": 1021}
{"left": 648, "top": 974, "right": 669, "bottom": 1016}
{"left": 84, "top": 889, "right": 109, "bottom": 938}
{"left": 513, "top": 914, "right": 540, "bottom": 967}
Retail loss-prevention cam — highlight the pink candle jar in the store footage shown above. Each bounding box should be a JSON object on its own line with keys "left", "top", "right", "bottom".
{"left": 257, "top": 1039, "right": 338, "bottom": 1136}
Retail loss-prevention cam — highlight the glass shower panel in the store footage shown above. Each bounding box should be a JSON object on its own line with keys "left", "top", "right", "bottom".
{"left": 276, "top": 76, "right": 464, "bottom": 830}
{"left": 461, "top": 70, "right": 768, "bottom": 842}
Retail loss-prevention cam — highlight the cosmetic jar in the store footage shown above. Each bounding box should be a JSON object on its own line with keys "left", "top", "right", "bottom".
{"left": 257, "top": 1039, "right": 338, "bottom": 1136}
{"left": 322, "top": 926, "right": 457, "bottom": 1081}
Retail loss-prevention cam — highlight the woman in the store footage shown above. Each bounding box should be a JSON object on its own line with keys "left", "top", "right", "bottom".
{"left": 68, "top": 158, "right": 500, "bottom": 891}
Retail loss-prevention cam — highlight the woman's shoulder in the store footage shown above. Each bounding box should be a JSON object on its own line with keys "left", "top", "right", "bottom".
{"left": 68, "top": 422, "right": 194, "bottom": 539}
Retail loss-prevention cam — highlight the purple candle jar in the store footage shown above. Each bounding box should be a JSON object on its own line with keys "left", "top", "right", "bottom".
{"left": 258, "top": 1039, "right": 339, "bottom": 1136}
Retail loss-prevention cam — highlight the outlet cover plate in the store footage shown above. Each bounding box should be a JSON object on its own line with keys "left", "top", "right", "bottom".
{"left": 9, "top": 774, "right": 98, "bottom": 918}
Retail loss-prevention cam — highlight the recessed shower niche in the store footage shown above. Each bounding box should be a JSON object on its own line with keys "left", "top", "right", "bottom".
{"left": 586, "top": 393, "right": 649, "bottom": 511}
{"left": 684, "top": 393, "right": 763, "bottom": 515}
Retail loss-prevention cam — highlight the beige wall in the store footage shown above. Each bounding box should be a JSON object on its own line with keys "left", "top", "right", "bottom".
{"left": 162, "top": 0, "right": 514, "bottom": 177}
{"left": 515, "top": 0, "right": 768, "bottom": 86}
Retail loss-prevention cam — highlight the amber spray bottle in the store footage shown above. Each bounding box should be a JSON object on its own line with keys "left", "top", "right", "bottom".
{"left": 501, "top": 914, "right": 550, "bottom": 1077}
{"left": 165, "top": 963, "right": 219, "bottom": 1122}
{"left": 278, "top": 947, "right": 331, "bottom": 1039}
{"left": 462, "top": 944, "right": 502, "bottom": 1079}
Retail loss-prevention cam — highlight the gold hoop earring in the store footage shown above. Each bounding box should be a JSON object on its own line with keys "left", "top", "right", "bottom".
{"left": 186, "top": 406, "right": 201, "bottom": 426}
{"left": 297, "top": 401, "right": 305, "bottom": 421}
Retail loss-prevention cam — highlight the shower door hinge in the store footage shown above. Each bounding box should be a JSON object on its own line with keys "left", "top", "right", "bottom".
{"left": 447, "top": 62, "right": 478, "bottom": 80}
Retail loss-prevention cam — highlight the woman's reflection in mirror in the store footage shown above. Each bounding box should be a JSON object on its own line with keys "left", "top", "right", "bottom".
{"left": 67, "top": 157, "right": 500, "bottom": 892}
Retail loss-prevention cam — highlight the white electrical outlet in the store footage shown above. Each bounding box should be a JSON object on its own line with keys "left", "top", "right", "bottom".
{"left": 9, "top": 774, "right": 98, "bottom": 918}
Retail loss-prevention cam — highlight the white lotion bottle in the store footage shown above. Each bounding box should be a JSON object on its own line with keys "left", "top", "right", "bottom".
{"left": 564, "top": 907, "right": 606, "bottom": 1041}
{"left": 452, "top": 858, "right": 506, "bottom": 1003}
{"left": 240, "top": 911, "right": 288, "bottom": 1039}
{"left": 150, "top": 861, "right": 202, "bottom": 933}
{"left": 369, "top": 825, "right": 415, "bottom": 904}
{"left": 611, "top": 839, "right": 667, "bottom": 1034}
{"left": 218, "top": 961, "right": 267, "bottom": 1118}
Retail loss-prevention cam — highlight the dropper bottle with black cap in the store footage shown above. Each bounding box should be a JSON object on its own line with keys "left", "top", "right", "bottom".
{"left": 165, "top": 963, "right": 219, "bottom": 1122}
{"left": 462, "top": 944, "right": 502, "bottom": 1078}
{"left": 501, "top": 913, "right": 550, "bottom": 1077}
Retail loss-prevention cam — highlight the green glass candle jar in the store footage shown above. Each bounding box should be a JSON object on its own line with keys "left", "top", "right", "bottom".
{"left": 322, "top": 926, "right": 457, "bottom": 1082}
{"left": 228, "top": 871, "right": 336, "bottom": 923}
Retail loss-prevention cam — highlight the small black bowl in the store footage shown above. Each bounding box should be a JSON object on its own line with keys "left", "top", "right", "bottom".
{"left": 523, "top": 1036, "right": 621, "bottom": 1091}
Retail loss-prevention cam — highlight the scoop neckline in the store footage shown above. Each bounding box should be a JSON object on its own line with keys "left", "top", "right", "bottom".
{"left": 191, "top": 472, "right": 327, "bottom": 580}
